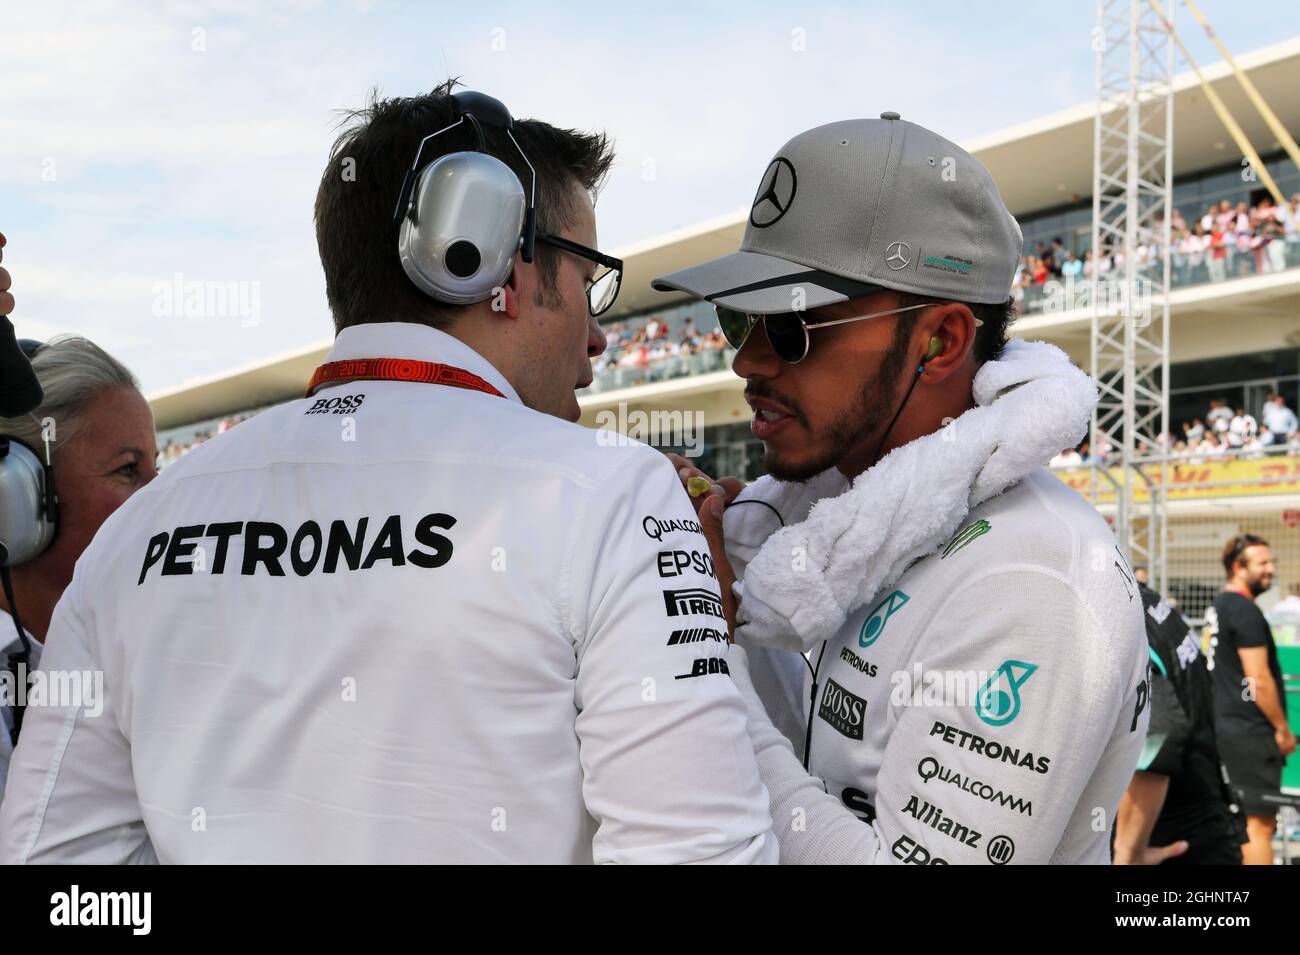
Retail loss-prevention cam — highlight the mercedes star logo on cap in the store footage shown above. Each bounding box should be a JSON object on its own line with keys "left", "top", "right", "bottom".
{"left": 749, "top": 157, "right": 797, "bottom": 228}
{"left": 885, "top": 241, "right": 911, "bottom": 270}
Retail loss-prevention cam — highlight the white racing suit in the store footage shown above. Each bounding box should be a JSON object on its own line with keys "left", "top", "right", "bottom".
{"left": 724, "top": 340, "right": 1150, "bottom": 864}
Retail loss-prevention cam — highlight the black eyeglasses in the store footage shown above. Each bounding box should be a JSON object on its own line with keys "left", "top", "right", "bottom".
{"left": 535, "top": 232, "right": 623, "bottom": 317}
{"left": 714, "top": 301, "right": 961, "bottom": 364}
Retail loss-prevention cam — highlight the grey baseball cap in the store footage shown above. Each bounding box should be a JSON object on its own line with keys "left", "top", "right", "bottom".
{"left": 652, "top": 112, "right": 1023, "bottom": 314}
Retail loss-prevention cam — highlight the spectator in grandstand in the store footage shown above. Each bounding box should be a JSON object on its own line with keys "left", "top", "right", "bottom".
{"left": 1035, "top": 240, "right": 1052, "bottom": 273}
{"left": 1194, "top": 431, "right": 1226, "bottom": 459}
{"left": 1206, "top": 224, "right": 1229, "bottom": 282}
{"left": 1091, "top": 435, "right": 1115, "bottom": 465}
{"left": 1239, "top": 435, "right": 1267, "bottom": 459}
{"left": 680, "top": 316, "right": 699, "bottom": 347}
{"left": 1205, "top": 534, "right": 1294, "bottom": 865}
{"left": 1050, "top": 237, "right": 1067, "bottom": 275}
{"left": 603, "top": 321, "right": 623, "bottom": 350}
{"left": 1049, "top": 446, "right": 1083, "bottom": 467}
{"left": 1206, "top": 398, "right": 1232, "bottom": 434}
{"left": 1227, "top": 407, "right": 1257, "bottom": 447}
{"left": 1263, "top": 218, "right": 1288, "bottom": 273}
{"left": 1261, "top": 393, "right": 1298, "bottom": 443}
{"left": 1173, "top": 228, "right": 1196, "bottom": 283}
{"left": 1115, "top": 581, "right": 1248, "bottom": 865}
{"left": 0, "top": 320, "right": 157, "bottom": 802}
{"left": 1232, "top": 201, "right": 1254, "bottom": 275}
{"left": 1282, "top": 193, "right": 1300, "bottom": 245}
{"left": 1187, "top": 224, "right": 1209, "bottom": 278}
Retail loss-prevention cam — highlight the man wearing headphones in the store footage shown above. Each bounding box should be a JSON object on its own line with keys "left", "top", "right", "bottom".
{"left": 0, "top": 88, "right": 775, "bottom": 863}
{"left": 658, "top": 114, "right": 1149, "bottom": 863}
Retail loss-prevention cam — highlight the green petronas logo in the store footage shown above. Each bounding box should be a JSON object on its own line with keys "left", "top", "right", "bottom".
{"left": 859, "top": 590, "right": 909, "bottom": 648}
{"left": 976, "top": 660, "right": 1038, "bottom": 726}
{"left": 942, "top": 519, "right": 991, "bottom": 559}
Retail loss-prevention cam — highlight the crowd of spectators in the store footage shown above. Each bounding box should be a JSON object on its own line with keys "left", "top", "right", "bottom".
{"left": 1050, "top": 393, "right": 1300, "bottom": 468}
{"left": 158, "top": 414, "right": 251, "bottom": 467}
{"left": 588, "top": 313, "right": 733, "bottom": 388}
{"left": 588, "top": 193, "right": 1300, "bottom": 391}
{"left": 159, "top": 191, "right": 1300, "bottom": 456}
{"left": 1014, "top": 193, "right": 1300, "bottom": 303}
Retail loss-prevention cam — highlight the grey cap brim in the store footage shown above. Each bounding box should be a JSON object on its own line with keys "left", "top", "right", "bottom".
{"left": 651, "top": 250, "right": 885, "bottom": 315}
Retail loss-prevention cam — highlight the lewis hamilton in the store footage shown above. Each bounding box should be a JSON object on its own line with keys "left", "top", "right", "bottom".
{"left": 658, "top": 113, "right": 1150, "bottom": 864}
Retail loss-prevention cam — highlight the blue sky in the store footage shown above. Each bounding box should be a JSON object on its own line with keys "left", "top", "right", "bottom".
{"left": 2, "top": 0, "right": 1297, "bottom": 394}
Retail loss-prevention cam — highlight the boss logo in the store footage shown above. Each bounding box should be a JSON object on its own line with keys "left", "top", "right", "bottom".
{"left": 305, "top": 394, "right": 366, "bottom": 415}
{"left": 818, "top": 679, "right": 866, "bottom": 740}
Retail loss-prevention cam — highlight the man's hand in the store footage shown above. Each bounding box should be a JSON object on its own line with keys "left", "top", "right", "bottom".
{"left": 664, "top": 453, "right": 745, "bottom": 638}
{"left": 1114, "top": 771, "right": 1183, "bottom": 865}
{"left": 1113, "top": 840, "right": 1190, "bottom": 865}
{"left": 664, "top": 453, "right": 745, "bottom": 517}
{"left": 0, "top": 234, "right": 13, "bottom": 317}
{"left": 1277, "top": 725, "right": 1297, "bottom": 758}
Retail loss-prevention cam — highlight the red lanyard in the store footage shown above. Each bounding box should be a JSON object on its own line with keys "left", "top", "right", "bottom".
{"left": 306, "top": 358, "right": 507, "bottom": 400}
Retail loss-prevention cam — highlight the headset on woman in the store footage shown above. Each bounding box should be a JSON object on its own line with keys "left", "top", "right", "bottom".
{"left": 0, "top": 333, "right": 57, "bottom": 744}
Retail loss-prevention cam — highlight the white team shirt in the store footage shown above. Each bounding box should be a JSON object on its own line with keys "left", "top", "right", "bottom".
{"left": 0, "top": 322, "right": 776, "bottom": 864}
{"left": 731, "top": 469, "right": 1150, "bottom": 864}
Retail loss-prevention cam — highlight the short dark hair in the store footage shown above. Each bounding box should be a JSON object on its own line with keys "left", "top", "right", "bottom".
{"left": 894, "top": 292, "right": 1015, "bottom": 365}
{"left": 1222, "top": 533, "right": 1269, "bottom": 577}
{"left": 315, "top": 79, "right": 614, "bottom": 333}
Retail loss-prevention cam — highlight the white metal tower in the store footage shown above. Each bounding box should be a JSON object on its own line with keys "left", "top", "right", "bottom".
{"left": 1091, "top": 0, "right": 1174, "bottom": 591}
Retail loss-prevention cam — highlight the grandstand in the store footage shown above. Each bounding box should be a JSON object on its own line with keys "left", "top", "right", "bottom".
{"left": 149, "top": 36, "right": 1300, "bottom": 628}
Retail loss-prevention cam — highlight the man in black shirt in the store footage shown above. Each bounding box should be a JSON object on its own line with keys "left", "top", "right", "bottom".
{"left": 1115, "top": 583, "right": 1247, "bottom": 864}
{"left": 1206, "top": 534, "right": 1296, "bottom": 864}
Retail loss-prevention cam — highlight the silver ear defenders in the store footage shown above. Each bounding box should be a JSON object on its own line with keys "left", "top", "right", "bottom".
{"left": 0, "top": 339, "right": 57, "bottom": 567}
{"left": 394, "top": 91, "right": 538, "bottom": 305}
{"left": 0, "top": 337, "right": 55, "bottom": 745}
{"left": 0, "top": 343, "right": 57, "bottom": 571}
{"left": 0, "top": 438, "right": 57, "bottom": 566}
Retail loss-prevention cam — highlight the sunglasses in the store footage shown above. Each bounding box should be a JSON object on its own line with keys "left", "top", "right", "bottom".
{"left": 714, "top": 301, "right": 972, "bottom": 364}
